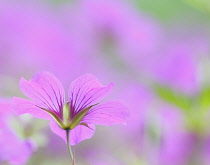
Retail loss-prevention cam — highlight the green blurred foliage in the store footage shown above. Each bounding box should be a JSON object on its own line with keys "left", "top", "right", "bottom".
{"left": 154, "top": 84, "right": 210, "bottom": 135}
{"left": 186, "top": 87, "right": 210, "bottom": 135}
{"left": 154, "top": 84, "right": 192, "bottom": 112}
{"left": 184, "top": 0, "right": 210, "bottom": 14}
{"left": 134, "top": 0, "right": 209, "bottom": 24}
{"left": 134, "top": 0, "right": 187, "bottom": 20}
{"left": 186, "top": 107, "right": 210, "bottom": 136}
{"left": 197, "top": 86, "right": 210, "bottom": 110}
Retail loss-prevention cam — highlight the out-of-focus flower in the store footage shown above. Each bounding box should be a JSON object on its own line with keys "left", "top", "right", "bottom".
{"left": 0, "top": 99, "right": 32, "bottom": 165}
{"left": 155, "top": 107, "right": 195, "bottom": 165}
{"left": 0, "top": 1, "right": 86, "bottom": 84}
{"left": 150, "top": 40, "right": 203, "bottom": 94}
{"left": 60, "top": 0, "right": 160, "bottom": 77}
{"left": 143, "top": 34, "right": 209, "bottom": 97}
{"left": 12, "top": 71, "right": 128, "bottom": 145}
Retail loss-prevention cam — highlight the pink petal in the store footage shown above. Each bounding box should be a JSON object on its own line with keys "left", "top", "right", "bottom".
{"left": 0, "top": 100, "right": 33, "bottom": 164}
{"left": 0, "top": 99, "right": 11, "bottom": 119}
{"left": 0, "top": 129, "right": 32, "bottom": 165}
{"left": 82, "top": 101, "right": 128, "bottom": 126}
{"left": 49, "top": 120, "right": 95, "bottom": 145}
{"left": 19, "top": 71, "right": 65, "bottom": 115}
{"left": 68, "top": 74, "right": 114, "bottom": 114}
{"left": 11, "top": 97, "right": 51, "bottom": 120}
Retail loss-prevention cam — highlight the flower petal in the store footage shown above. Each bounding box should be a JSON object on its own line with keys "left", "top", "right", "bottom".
{"left": 49, "top": 120, "right": 95, "bottom": 145}
{"left": 12, "top": 97, "right": 51, "bottom": 120}
{"left": 0, "top": 99, "right": 11, "bottom": 119}
{"left": 68, "top": 74, "right": 114, "bottom": 115}
{"left": 0, "top": 129, "right": 32, "bottom": 165}
{"left": 82, "top": 101, "right": 128, "bottom": 126}
{"left": 19, "top": 71, "right": 65, "bottom": 115}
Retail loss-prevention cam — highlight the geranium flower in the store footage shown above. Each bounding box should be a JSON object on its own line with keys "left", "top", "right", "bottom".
{"left": 0, "top": 99, "right": 32, "bottom": 165}
{"left": 12, "top": 71, "right": 128, "bottom": 145}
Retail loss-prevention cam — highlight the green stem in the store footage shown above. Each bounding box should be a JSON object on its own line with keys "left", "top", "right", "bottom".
{"left": 66, "top": 129, "right": 76, "bottom": 165}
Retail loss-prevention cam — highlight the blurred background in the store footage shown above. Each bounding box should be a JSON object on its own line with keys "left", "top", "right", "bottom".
{"left": 0, "top": 0, "right": 210, "bottom": 164}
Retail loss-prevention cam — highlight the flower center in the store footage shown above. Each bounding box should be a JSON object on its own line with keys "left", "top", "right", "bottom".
{"left": 37, "top": 103, "right": 96, "bottom": 130}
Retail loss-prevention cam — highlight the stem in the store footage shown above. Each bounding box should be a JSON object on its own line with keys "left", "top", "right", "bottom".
{"left": 66, "top": 129, "right": 76, "bottom": 165}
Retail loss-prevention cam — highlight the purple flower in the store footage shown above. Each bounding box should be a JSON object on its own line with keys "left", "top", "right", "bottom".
{"left": 0, "top": 99, "right": 32, "bottom": 165}
{"left": 156, "top": 107, "right": 195, "bottom": 165}
{"left": 12, "top": 71, "right": 128, "bottom": 145}
{"left": 0, "top": 1, "right": 86, "bottom": 83}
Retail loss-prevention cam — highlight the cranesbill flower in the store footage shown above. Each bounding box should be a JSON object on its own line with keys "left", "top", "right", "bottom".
{"left": 12, "top": 71, "right": 128, "bottom": 163}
